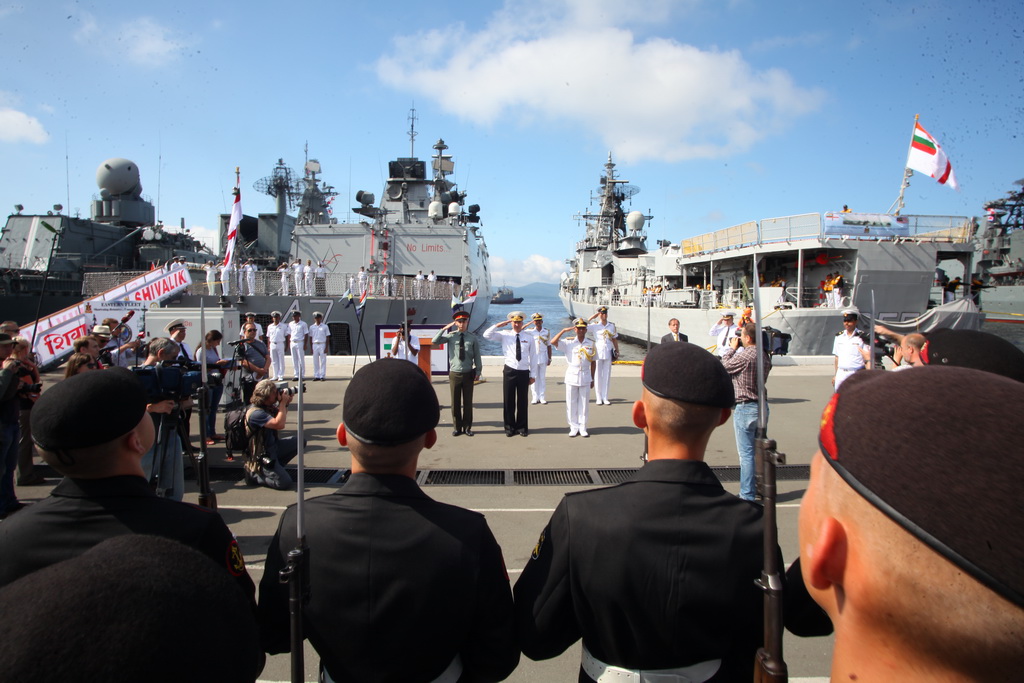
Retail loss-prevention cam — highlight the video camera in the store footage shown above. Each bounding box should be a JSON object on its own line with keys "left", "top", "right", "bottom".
{"left": 274, "top": 380, "right": 307, "bottom": 397}
{"left": 133, "top": 360, "right": 222, "bottom": 402}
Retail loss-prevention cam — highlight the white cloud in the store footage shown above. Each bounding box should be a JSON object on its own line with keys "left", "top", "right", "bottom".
{"left": 376, "top": 0, "right": 824, "bottom": 163}
{"left": 74, "top": 13, "right": 186, "bottom": 67}
{"left": 186, "top": 224, "right": 220, "bottom": 254}
{"left": 491, "top": 254, "right": 566, "bottom": 286}
{"left": 0, "top": 107, "right": 49, "bottom": 144}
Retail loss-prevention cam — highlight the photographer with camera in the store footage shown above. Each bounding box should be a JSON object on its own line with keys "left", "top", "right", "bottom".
{"left": 244, "top": 379, "right": 300, "bottom": 490}
{"left": 138, "top": 338, "right": 187, "bottom": 501}
{"left": 99, "top": 316, "right": 142, "bottom": 368}
{"left": 234, "top": 323, "right": 269, "bottom": 404}
{"left": 195, "top": 330, "right": 232, "bottom": 445}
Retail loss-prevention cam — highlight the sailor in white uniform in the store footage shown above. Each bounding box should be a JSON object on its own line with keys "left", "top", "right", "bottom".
{"left": 552, "top": 319, "right": 596, "bottom": 437}
{"left": 304, "top": 260, "right": 314, "bottom": 296}
{"left": 266, "top": 311, "right": 288, "bottom": 381}
{"left": 314, "top": 262, "right": 327, "bottom": 295}
{"left": 357, "top": 266, "right": 368, "bottom": 297}
{"left": 239, "top": 312, "right": 265, "bottom": 344}
{"left": 414, "top": 270, "right": 424, "bottom": 298}
{"left": 220, "top": 261, "right": 233, "bottom": 296}
{"left": 708, "top": 311, "right": 739, "bottom": 356}
{"left": 309, "top": 312, "right": 331, "bottom": 381}
{"left": 524, "top": 313, "right": 552, "bottom": 404}
{"left": 427, "top": 270, "right": 437, "bottom": 298}
{"left": 587, "top": 306, "right": 619, "bottom": 405}
{"left": 245, "top": 259, "right": 257, "bottom": 296}
{"left": 287, "top": 311, "right": 309, "bottom": 380}
{"left": 278, "top": 262, "right": 290, "bottom": 296}
{"left": 236, "top": 261, "right": 245, "bottom": 295}
{"left": 204, "top": 261, "right": 217, "bottom": 295}
{"left": 832, "top": 308, "right": 871, "bottom": 391}
{"left": 292, "top": 259, "right": 303, "bottom": 296}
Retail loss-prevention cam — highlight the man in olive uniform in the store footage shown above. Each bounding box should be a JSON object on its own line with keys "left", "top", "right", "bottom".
{"left": 258, "top": 359, "right": 518, "bottom": 682}
{"left": 432, "top": 310, "right": 482, "bottom": 436}
{"left": 515, "top": 342, "right": 766, "bottom": 681}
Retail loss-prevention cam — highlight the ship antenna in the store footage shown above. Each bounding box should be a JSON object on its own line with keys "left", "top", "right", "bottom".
{"left": 408, "top": 106, "right": 418, "bottom": 157}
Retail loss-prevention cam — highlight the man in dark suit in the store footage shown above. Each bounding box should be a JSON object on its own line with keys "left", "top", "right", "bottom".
{"left": 660, "top": 317, "right": 688, "bottom": 343}
{"left": 514, "top": 342, "right": 766, "bottom": 682}
{"left": 258, "top": 359, "right": 518, "bottom": 682}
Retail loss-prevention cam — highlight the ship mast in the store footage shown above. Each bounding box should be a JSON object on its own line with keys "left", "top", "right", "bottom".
{"left": 408, "top": 107, "right": 418, "bottom": 158}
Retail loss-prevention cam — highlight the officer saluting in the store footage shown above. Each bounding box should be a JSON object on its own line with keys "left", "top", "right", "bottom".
{"left": 258, "top": 359, "right": 518, "bottom": 681}
{"left": 515, "top": 342, "right": 768, "bottom": 681}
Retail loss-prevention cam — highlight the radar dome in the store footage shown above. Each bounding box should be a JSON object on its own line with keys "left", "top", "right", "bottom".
{"left": 428, "top": 200, "right": 443, "bottom": 220}
{"left": 96, "top": 158, "right": 142, "bottom": 198}
{"left": 626, "top": 210, "right": 646, "bottom": 232}
{"left": 448, "top": 202, "right": 460, "bottom": 216}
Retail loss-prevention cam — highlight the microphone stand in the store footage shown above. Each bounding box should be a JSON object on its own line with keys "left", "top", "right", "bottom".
{"left": 195, "top": 298, "right": 217, "bottom": 511}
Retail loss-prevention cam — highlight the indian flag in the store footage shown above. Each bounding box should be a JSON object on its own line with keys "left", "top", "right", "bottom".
{"left": 906, "top": 121, "right": 958, "bottom": 191}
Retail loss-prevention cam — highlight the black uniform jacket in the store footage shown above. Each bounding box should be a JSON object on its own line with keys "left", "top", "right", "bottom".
{"left": 514, "top": 459, "right": 766, "bottom": 681}
{"left": 0, "top": 475, "right": 254, "bottom": 602}
{"left": 258, "top": 472, "right": 519, "bottom": 682}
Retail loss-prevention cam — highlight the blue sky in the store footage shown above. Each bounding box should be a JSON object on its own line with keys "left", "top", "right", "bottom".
{"left": 2, "top": 0, "right": 1021, "bottom": 286}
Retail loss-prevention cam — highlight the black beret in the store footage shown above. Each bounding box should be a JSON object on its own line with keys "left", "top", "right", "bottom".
{"left": 32, "top": 367, "right": 147, "bottom": 451}
{"left": 0, "top": 535, "right": 262, "bottom": 682}
{"left": 819, "top": 367, "right": 1024, "bottom": 607}
{"left": 343, "top": 359, "right": 439, "bottom": 446}
{"left": 641, "top": 342, "right": 734, "bottom": 408}
{"left": 921, "top": 328, "right": 1024, "bottom": 382}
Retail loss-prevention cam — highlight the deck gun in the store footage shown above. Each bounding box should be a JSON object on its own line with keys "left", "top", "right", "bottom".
{"left": 752, "top": 259, "right": 788, "bottom": 682}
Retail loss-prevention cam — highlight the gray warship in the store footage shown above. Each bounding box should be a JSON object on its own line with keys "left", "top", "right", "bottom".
{"left": 0, "top": 158, "right": 215, "bottom": 324}
{"left": 971, "top": 178, "right": 1024, "bottom": 324}
{"left": 3, "top": 119, "right": 492, "bottom": 359}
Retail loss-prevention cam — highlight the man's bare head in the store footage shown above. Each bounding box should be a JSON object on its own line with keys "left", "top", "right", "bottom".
{"left": 800, "top": 368, "right": 1024, "bottom": 679}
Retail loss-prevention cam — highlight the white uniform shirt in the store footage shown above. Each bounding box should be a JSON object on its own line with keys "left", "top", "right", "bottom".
{"left": 205, "top": 263, "right": 216, "bottom": 282}
{"left": 557, "top": 336, "right": 596, "bottom": 387}
{"left": 267, "top": 322, "right": 288, "bottom": 345}
{"left": 287, "top": 320, "right": 309, "bottom": 343}
{"left": 309, "top": 322, "right": 331, "bottom": 344}
{"left": 588, "top": 320, "right": 618, "bottom": 360}
{"left": 709, "top": 321, "right": 739, "bottom": 355}
{"left": 523, "top": 326, "right": 550, "bottom": 364}
{"left": 314, "top": 265, "right": 326, "bottom": 279}
{"left": 832, "top": 330, "right": 869, "bottom": 370}
{"left": 483, "top": 325, "right": 533, "bottom": 372}
{"left": 392, "top": 335, "right": 420, "bottom": 363}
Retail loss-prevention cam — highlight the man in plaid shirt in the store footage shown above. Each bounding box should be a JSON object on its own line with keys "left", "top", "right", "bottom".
{"left": 720, "top": 323, "right": 771, "bottom": 501}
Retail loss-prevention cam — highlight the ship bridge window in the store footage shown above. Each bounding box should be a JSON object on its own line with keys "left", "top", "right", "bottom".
{"left": 389, "top": 159, "right": 426, "bottom": 180}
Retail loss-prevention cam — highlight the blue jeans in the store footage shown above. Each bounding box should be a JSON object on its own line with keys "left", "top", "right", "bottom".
{"left": 0, "top": 420, "right": 20, "bottom": 512}
{"left": 206, "top": 384, "right": 224, "bottom": 436}
{"left": 733, "top": 402, "right": 767, "bottom": 501}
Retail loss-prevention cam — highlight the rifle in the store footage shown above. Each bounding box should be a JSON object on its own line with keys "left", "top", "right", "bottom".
{"left": 281, "top": 354, "right": 310, "bottom": 683}
{"left": 752, "top": 257, "right": 787, "bottom": 682}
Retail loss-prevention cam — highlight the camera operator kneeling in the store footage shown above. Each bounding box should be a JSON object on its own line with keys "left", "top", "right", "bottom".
{"left": 244, "top": 379, "right": 301, "bottom": 490}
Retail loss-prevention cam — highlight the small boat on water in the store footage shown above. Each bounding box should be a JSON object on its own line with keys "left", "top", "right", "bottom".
{"left": 491, "top": 286, "right": 523, "bottom": 305}
{"left": 560, "top": 153, "right": 983, "bottom": 357}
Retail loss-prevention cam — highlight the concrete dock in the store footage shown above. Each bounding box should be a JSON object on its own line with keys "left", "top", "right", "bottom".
{"left": 25, "top": 357, "right": 836, "bottom": 682}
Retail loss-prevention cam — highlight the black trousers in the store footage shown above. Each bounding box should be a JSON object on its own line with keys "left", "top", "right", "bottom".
{"left": 448, "top": 371, "right": 475, "bottom": 432}
{"left": 502, "top": 366, "right": 530, "bottom": 433}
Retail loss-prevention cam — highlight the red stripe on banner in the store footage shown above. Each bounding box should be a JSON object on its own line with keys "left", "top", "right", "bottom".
{"left": 938, "top": 160, "right": 952, "bottom": 185}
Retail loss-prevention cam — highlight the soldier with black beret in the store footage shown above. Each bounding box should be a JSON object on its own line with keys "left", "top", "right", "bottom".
{"left": 0, "top": 367, "right": 255, "bottom": 605}
{"left": 0, "top": 535, "right": 264, "bottom": 682}
{"left": 800, "top": 367, "right": 1024, "bottom": 680}
{"left": 258, "top": 359, "right": 518, "bottom": 682}
{"left": 515, "top": 341, "right": 769, "bottom": 681}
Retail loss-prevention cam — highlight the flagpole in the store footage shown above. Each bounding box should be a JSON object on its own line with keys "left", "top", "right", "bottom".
{"left": 888, "top": 114, "right": 919, "bottom": 215}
